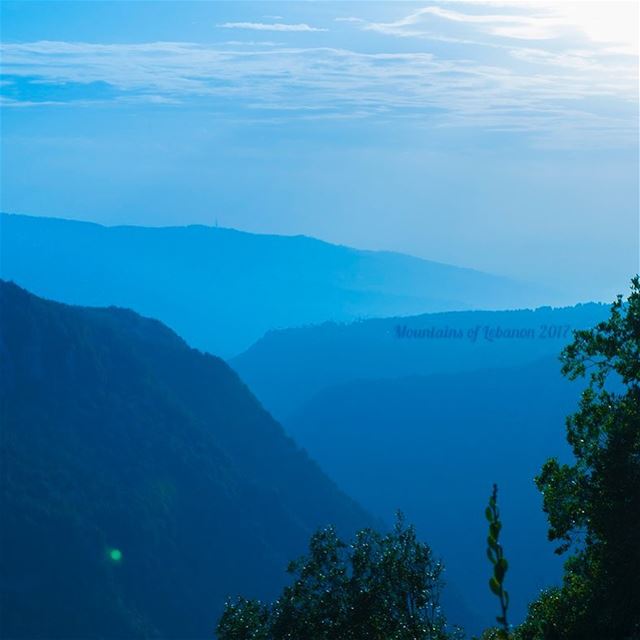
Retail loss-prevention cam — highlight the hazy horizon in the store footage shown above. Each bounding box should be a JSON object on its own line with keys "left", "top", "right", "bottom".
{"left": 2, "top": 1, "right": 638, "bottom": 303}
{"left": 0, "top": 209, "right": 622, "bottom": 307}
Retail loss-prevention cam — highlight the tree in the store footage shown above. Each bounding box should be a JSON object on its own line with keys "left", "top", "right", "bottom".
{"left": 518, "top": 276, "right": 640, "bottom": 640}
{"left": 217, "top": 514, "right": 461, "bottom": 640}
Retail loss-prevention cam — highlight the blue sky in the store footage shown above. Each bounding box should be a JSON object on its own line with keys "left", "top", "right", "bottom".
{"left": 1, "top": 1, "right": 638, "bottom": 301}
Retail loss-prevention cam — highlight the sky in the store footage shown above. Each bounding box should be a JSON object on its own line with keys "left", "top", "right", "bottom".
{"left": 1, "top": 1, "right": 638, "bottom": 302}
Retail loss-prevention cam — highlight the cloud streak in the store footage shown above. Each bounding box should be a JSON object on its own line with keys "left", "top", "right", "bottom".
{"left": 341, "top": 2, "right": 638, "bottom": 51}
{"left": 218, "top": 22, "right": 327, "bottom": 32}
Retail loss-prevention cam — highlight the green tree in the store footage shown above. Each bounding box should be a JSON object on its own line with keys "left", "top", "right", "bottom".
{"left": 518, "top": 276, "right": 640, "bottom": 640}
{"left": 217, "top": 514, "right": 461, "bottom": 640}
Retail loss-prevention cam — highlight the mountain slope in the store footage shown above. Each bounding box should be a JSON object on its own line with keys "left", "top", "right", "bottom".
{"left": 0, "top": 213, "right": 552, "bottom": 357}
{"left": 0, "top": 281, "right": 372, "bottom": 639}
{"left": 285, "top": 357, "right": 582, "bottom": 628}
{"left": 232, "top": 303, "right": 609, "bottom": 420}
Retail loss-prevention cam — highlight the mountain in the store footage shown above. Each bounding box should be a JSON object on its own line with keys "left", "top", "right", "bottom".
{"left": 231, "top": 303, "right": 609, "bottom": 420}
{"left": 0, "top": 281, "right": 373, "bottom": 639}
{"left": 285, "top": 357, "right": 582, "bottom": 628}
{"left": 0, "top": 212, "right": 554, "bottom": 357}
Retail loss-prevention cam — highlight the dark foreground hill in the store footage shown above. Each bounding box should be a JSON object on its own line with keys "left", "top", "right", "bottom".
{"left": 0, "top": 281, "right": 372, "bottom": 639}
{"left": 0, "top": 212, "right": 553, "bottom": 357}
{"left": 285, "top": 357, "right": 581, "bottom": 628}
{"left": 232, "top": 303, "right": 609, "bottom": 420}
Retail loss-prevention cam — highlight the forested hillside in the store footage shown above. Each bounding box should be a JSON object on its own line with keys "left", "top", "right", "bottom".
{"left": 0, "top": 281, "right": 372, "bottom": 638}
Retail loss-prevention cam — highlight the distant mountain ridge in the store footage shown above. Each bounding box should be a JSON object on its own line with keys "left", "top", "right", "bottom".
{"left": 0, "top": 280, "right": 373, "bottom": 638}
{"left": 231, "top": 303, "right": 610, "bottom": 420}
{"left": 1, "top": 212, "right": 554, "bottom": 357}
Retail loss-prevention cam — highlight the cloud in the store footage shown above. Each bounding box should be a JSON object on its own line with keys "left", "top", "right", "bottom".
{"left": 337, "top": 7, "right": 571, "bottom": 42}
{"left": 218, "top": 22, "right": 327, "bottom": 33}
{"left": 331, "top": 2, "right": 637, "bottom": 145}
{"left": 340, "top": 2, "right": 638, "bottom": 50}
{"left": 0, "top": 38, "right": 635, "bottom": 148}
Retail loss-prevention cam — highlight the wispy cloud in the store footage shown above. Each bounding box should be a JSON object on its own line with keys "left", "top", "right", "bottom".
{"left": 218, "top": 22, "right": 327, "bottom": 33}
{"left": 340, "top": 2, "right": 638, "bottom": 51}
{"left": 331, "top": 2, "right": 637, "bottom": 145}
{"left": 347, "top": 5, "right": 574, "bottom": 41}
{"left": 0, "top": 25, "right": 636, "bottom": 148}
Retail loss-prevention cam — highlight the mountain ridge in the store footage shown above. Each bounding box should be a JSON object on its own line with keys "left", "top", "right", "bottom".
{"left": 231, "top": 302, "right": 610, "bottom": 420}
{"left": 1, "top": 212, "right": 556, "bottom": 357}
{"left": 0, "top": 210, "right": 530, "bottom": 279}
{"left": 0, "top": 279, "right": 374, "bottom": 639}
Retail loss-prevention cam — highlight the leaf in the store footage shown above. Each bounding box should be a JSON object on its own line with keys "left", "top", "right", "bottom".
{"left": 494, "top": 558, "right": 508, "bottom": 581}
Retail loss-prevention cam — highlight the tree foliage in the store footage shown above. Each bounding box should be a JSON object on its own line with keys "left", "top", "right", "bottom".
{"left": 518, "top": 276, "right": 640, "bottom": 640}
{"left": 217, "top": 515, "right": 461, "bottom": 640}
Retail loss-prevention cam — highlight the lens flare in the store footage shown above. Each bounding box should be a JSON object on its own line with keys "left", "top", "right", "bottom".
{"left": 109, "top": 548, "right": 122, "bottom": 562}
